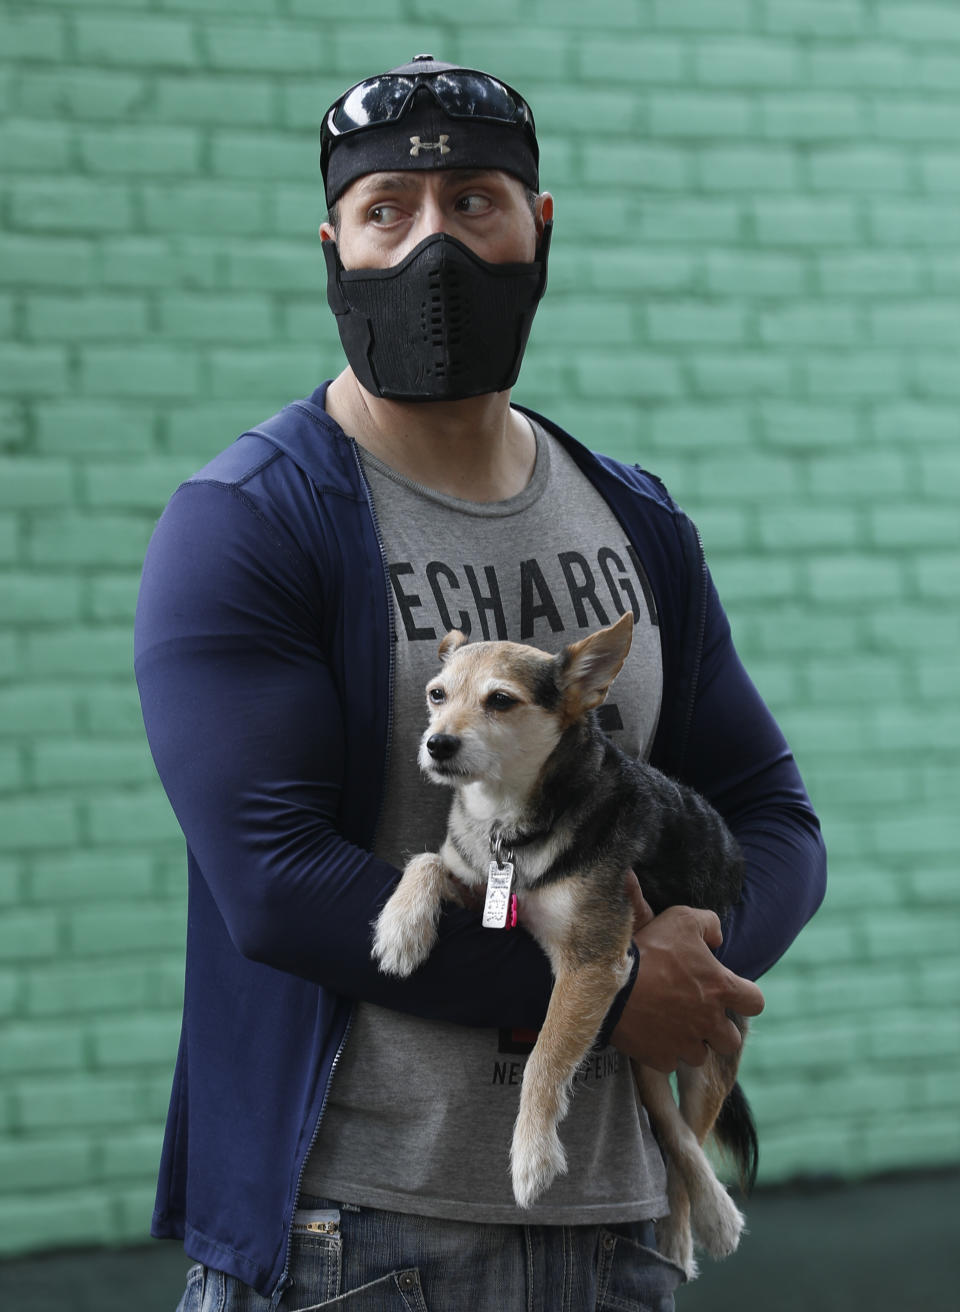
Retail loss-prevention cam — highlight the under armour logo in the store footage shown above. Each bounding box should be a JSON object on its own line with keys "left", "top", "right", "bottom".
{"left": 409, "top": 135, "right": 450, "bottom": 157}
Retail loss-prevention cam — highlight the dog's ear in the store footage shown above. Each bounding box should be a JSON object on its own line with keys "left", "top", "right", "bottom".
{"left": 558, "top": 612, "right": 634, "bottom": 713}
{"left": 438, "top": 630, "right": 469, "bottom": 662}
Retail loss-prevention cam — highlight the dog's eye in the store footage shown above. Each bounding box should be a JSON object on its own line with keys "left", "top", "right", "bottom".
{"left": 486, "top": 691, "right": 517, "bottom": 712}
{"left": 428, "top": 687, "right": 445, "bottom": 704}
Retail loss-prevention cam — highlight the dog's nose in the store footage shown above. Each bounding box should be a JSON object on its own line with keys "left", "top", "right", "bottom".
{"left": 426, "top": 733, "right": 460, "bottom": 761}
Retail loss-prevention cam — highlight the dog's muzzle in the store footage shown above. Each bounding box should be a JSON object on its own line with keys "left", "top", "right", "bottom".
{"left": 425, "top": 733, "right": 460, "bottom": 762}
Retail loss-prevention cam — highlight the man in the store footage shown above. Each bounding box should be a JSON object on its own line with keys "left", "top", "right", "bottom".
{"left": 135, "top": 56, "right": 826, "bottom": 1310}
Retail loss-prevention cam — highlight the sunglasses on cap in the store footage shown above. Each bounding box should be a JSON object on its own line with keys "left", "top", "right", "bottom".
{"left": 320, "top": 60, "right": 537, "bottom": 176}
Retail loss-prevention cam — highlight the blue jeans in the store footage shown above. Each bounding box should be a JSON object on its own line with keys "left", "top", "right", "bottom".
{"left": 176, "top": 1196, "right": 685, "bottom": 1311}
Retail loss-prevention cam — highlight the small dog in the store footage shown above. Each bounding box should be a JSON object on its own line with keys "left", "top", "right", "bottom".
{"left": 372, "top": 612, "right": 756, "bottom": 1278}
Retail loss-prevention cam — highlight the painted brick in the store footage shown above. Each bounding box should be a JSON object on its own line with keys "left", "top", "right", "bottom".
{"left": 84, "top": 791, "right": 185, "bottom": 848}
{"left": 141, "top": 182, "right": 267, "bottom": 237}
{"left": 30, "top": 852, "right": 154, "bottom": 905}
{"left": 208, "top": 347, "right": 326, "bottom": 400}
{"left": 649, "top": 92, "right": 753, "bottom": 137}
{"left": 0, "top": 747, "right": 22, "bottom": 793}
{"left": 653, "top": 0, "right": 752, "bottom": 32}
{"left": 582, "top": 143, "right": 691, "bottom": 190}
{"left": 91, "top": 1014, "right": 182, "bottom": 1069}
{"left": 89, "top": 576, "right": 142, "bottom": 622}
{"left": 578, "top": 36, "right": 687, "bottom": 84}
{"left": 225, "top": 241, "right": 317, "bottom": 290}
{"left": 158, "top": 293, "right": 274, "bottom": 342}
{"left": 0, "top": 1138, "right": 94, "bottom": 1195}
{"left": 0, "top": 511, "right": 19, "bottom": 563}
{"left": 82, "top": 459, "right": 197, "bottom": 509}
{"left": 0, "top": 798, "right": 78, "bottom": 854}
{"left": 22, "top": 628, "right": 135, "bottom": 679}
{"left": 99, "top": 1127, "right": 165, "bottom": 1183}
{"left": 0, "top": 1023, "right": 85, "bottom": 1077}
{"left": 915, "top": 552, "right": 960, "bottom": 599}
{"left": 16, "top": 69, "right": 148, "bottom": 121}
{"left": 690, "top": 353, "right": 793, "bottom": 397}
{"left": 9, "top": 180, "right": 134, "bottom": 234}
{"left": 4, "top": 12, "right": 66, "bottom": 61}
{"left": 25, "top": 962, "right": 155, "bottom": 1019}
{"left": 212, "top": 131, "right": 317, "bottom": 181}
{"left": 31, "top": 741, "right": 157, "bottom": 790}
{"left": 807, "top": 555, "right": 905, "bottom": 603}
{"left": 762, "top": 1, "right": 867, "bottom": 37}
{"left": 0, "top": 1192, "right": 114, "bottom": 1256}
{"left": 757, "top": 505, "right": 859, "bottom": 550}
{"left": 34, "top": 402, "right": 156, "bottom": 455}
{"left": 694, "top": 37, "right": 802, "bottom": 86}
{"left": 0, "top": 120, "right": 72, "bottom": 173}
{"left": 68, "top": 902, "right": 185, "bottom": 955}
{"left": 808, "top": 147, "right": 911, "bottom": 194}
{"left": 25, "top": 294, "right": 150, "bottom": 342}
{"left": 28, "top": 513, "right": 153, "bottom": 567}
{"left": 808, "top": 42, "right": 910, "bottom": 89}
{"left": 870, "top": 505, "right": 960, "bottom": 547}
{"left": 155, "top": 74, "right": 275, "bottom": 126}
{"left": 80, "top": 687, "right": 149, "bottom": 737}
{"left": 14, "top": 1074, "right": 147, "bottom": 1132}
{"left": 205, "top": 21, "right": 330, "bottom": 73}
{"left": 78, "top": 125, "right": 202, "bottom": 176}
{"left": 761, "top": 92, "right": 865, "bottom": 139}
{"left": 0, "top": 347, "right": 70, "bottom": 397}
{"left": 0, "top": 910, "right": 60, "bottom": 962}
{"left": 0, "top": 574, "right": 82, "bottom": 624}
{"left": 647, "top": 301, "right": 748, "bottom": 345}
{"left": 74, "top": 15, "right": 198, "bottom": 68}
{"left": 817, "top": 251, "right": 921, "bottom": 296}
{"left": 80, "top": 346, "right": 201, "bottom": 399}
{"left": 699, "top": 145, "right": 799, "bottom": 191}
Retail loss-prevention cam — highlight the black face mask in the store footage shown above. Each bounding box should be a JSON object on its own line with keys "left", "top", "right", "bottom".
{"left": 323, "top": 224, "right": 551, "bottom": 402}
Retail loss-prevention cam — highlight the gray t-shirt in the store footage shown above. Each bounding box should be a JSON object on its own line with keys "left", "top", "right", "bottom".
{"left": 303, "top": 421, "right": 669, "bottom": 1224}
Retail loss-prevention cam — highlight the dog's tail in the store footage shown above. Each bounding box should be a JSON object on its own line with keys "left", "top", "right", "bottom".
{"left": 713, "top": 1081, "right": 758, "bottom": 1194}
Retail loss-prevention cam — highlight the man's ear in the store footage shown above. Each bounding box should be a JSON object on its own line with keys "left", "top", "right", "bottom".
{"left": 535, "top": 192, "right": 554, "bottom": 239}
{"left": 557, "top": 612, "right": 634, "bottom": 714}
{"left": 319, "top": 223, "right": 336, "bottom": 243}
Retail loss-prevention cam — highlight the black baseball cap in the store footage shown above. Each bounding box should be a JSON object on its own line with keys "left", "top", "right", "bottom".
{"left": 321, "top": 55, "right": 540, "bottom": 206}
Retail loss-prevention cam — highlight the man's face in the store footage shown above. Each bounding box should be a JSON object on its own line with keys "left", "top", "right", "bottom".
{"left": 321, "top": 168, "right": 550, "bottom": 271}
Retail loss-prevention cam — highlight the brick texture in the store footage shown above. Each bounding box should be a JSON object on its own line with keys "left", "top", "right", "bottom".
{"left": 1, "top": 0, "right": 958, "bottom": 1260}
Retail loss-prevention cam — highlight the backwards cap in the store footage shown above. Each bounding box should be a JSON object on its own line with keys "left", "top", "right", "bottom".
{"left": 321, "top": 54, "right": 540, "bottom": 206}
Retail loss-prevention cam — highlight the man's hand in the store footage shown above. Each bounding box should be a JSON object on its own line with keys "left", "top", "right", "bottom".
{"left": 613, "top": 875, "right": 765, "bottom": 1073}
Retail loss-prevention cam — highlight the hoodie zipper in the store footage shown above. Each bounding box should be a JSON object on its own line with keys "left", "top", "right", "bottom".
{"left": 273, "top": 443, "right": 396, "bottom": 1308}
{"left": 273, "top": 1010, "right": 353, "bottom": 1308}
{"left": 678, "top": 518, "right": 709, "bottom": 774}
{"left": 349, "top": 437, "right": 398, "bottom": 849}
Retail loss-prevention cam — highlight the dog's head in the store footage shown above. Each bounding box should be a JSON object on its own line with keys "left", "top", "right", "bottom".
{"left": 417, "top": 612, "right": 634, "bottom": 794}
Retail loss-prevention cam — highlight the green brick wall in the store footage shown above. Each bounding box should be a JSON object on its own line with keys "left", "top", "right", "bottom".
{"left": 2, "top": 0, "right": 958, "bottom": 1257}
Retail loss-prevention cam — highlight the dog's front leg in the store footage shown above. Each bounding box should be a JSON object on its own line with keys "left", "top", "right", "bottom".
{"left": 372, "top": 852, "right": 453, "bottom": 977}
{"left": 511, "top": 952, "right": 632, "bottom": 1208}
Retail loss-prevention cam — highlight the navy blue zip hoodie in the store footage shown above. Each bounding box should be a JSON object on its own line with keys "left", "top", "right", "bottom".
{"left": 134, "top": 384, "right": 826, "bottom": 1300}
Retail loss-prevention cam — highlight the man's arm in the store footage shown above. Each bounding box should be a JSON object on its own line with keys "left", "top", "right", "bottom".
{"left": 612, "top": 566, "right": 825, "bottom": 1069}
{"left": 135, "top": 479, "right": 555, "bottom": 1027}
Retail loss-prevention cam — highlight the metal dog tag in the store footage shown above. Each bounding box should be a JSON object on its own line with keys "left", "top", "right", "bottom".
{"left": 483, "top": 861, "right": 515, "bottom": 929}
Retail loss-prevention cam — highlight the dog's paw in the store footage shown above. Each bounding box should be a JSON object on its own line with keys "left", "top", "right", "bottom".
{"left": 510, "top": 1111, "right": 568, "bottom": 1209}
{"left": 690, "top": 1186, "right": 745, "bottom": 1260}
{"left": 371, "top": 897, "right": 435, "bottom": 977}
{"left": 655, "top": 1217, "right": 699, "bottom": 1282}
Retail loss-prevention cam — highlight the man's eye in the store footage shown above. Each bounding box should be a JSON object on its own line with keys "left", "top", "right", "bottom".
{"left": 456, "top": 194, "right": 490, "bottom": 214}
{"left": 428, "top": 687, "right": 445, "bottom": 704}
{"left": 369, "top": 205, "right": 401, "bottom": 224}
{"left": 486, "top": 691, "right": 517, "bottom": 711}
